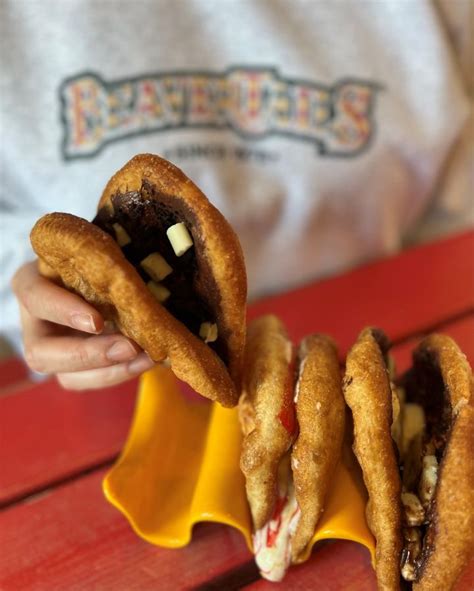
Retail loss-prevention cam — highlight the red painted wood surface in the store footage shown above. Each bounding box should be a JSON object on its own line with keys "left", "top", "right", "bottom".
{"left": 243, "top": 544, "right": 474, "bottom": 591}
{"left": 0, "top": 356, "right": 29, "bottom": 393}
{"left": 2, "top": 233, "right": 473, "bottom": 509}
{"left": 0, "top": 469, "right": 253, "bottom": 591}
{"left": 0, "top": 468, "right": 471, "bottom": 591}
{"left": 392, "top": 314, "right": 474, "bottom": 374}
{"left": 0, "top": 233, "right": 473, "bottom": 590}
{"left": 0, "top": 316, "right": 472, "bottom": 590}
{"left": 244, "top": 541, "right": 377, "bottom": 590}
{"left": 0, "top": 378, "right": 138, "bottom": 506}
{"left": 249, "top": 230, "right": 474, "bottom": 353}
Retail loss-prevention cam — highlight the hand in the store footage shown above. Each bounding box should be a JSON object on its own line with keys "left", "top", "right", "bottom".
{"left": 11, "top": 261, "right": 155, "bottom": 390}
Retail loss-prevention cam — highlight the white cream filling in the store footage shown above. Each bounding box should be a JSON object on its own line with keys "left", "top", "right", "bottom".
{"left": 253, "top": 479, "right": 301, "bottom": 582}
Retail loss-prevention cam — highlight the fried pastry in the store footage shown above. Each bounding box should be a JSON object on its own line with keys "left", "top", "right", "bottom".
{"left": 239, "top": 315, "right": 296, "bottom": 533}
{"left": 239, "top": 316, "right": 345, "bottom": 581}
{"left": 343, "top": 328, "right": 474, "bottom": 590}
{"left": 404, "top": 335, "right": 474, "bottom": 591}
{"left": 30, "top": 154, "right": 247, "bottom": 407}
{"left": 290, "top": 334, "right": 345, "bottom": 562}
{"left": 343, "top": 328, "right": 402, "bottom": 590}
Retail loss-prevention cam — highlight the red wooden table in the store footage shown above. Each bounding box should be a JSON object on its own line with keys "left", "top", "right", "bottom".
{"left": 1, "top": 231, "right": 473, "bottom": 591}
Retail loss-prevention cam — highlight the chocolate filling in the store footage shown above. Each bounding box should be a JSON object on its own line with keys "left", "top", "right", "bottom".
{"left": 396, "top": 350, "right": 449, "bottom": 583}
{"left": 93, "top": 180, "right": 228, "bottom": 365}
{"left": 404, "top": 350, "right": 451, "bottom": 452}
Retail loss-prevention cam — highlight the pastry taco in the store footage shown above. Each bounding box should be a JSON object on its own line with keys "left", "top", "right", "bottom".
{"left": 343, "top": 328, "right": 474, "bottom": 590}
{"left": 30, "top": 154, "right": 247, "bottom": 407}
{"left": 239, "top": 315, "right": 345, "bottom": 581}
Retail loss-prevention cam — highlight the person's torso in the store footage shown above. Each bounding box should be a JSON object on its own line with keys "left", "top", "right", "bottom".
{"left": 1, "top": 0, "right": 469, "bottom": 298}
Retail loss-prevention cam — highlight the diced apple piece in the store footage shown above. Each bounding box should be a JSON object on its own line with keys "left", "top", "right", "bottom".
{"left": 140, "top": 252, "right": 173, "bottom": 281}
{"left": 166, "top": 222, "right": 193, "bottom": 256}
{"left": 112, "top": 223, "right": 131, "bottom": 247}
{"left": 147, "top": 281, "right": 170, "bottom": 303}
{"left": 199, "top": 322, "right": 218, "bottom": 343}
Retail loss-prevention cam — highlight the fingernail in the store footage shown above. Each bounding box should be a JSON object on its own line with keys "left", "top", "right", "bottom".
{"left": 71, "top": 313, "right": 97, "bottom": 333}
{"left": 128, "top": 353, "right": 155, "bottom": 374}
{"left": 106, "top": 340, "right": 138, "bottom": 362}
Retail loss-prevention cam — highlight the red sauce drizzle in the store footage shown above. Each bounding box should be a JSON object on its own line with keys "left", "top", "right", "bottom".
{"left": 277, "top": 351, "right": 296, "bottom": 435}
{"left": 266, "top": 495, "right": 288, "bottom": 547}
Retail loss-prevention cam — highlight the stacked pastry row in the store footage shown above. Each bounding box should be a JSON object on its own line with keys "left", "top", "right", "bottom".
{"left": 239, "top": 317, "right": 473, "bottom": 591}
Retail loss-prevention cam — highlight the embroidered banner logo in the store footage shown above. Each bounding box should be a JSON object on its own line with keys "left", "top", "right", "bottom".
{"left": 60, "top": 67, "right": 380, "bottom": 159}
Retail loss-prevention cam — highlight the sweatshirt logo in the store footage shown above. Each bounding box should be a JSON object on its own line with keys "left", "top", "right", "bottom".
{"left": 60, "top": 67, "right": 380, "bottom": 160}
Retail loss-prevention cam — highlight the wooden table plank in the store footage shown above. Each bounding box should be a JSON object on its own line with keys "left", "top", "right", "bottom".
{"left": 242, "top": 544, "right": 474, "bottom": 591}
{"left": 1, "top": 466, "right": 471, "bottom": 591}
{"left": 392, "top": 314, "right": 474, "bottom": 374}
{"left": 0, "top": 356, "right": 29, "bottom": 393}
{"left": 0, "top": 379, "right": 137, "bottom": 506}
{"left": 0, "top": 469, "right": 252, "bottom": 591}
{"left": 244, "top": 541, "right": 377, "bottom": 591}
{"left": 249, "top": 230, "right": 474, "bottom": 353}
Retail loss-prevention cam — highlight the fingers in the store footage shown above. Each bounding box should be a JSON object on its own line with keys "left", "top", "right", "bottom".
{"left": 12, "top": 261, "right": 103, "bottom": 334}
{"left": 24, "top": 333, "right": 142, "bottom": 374}
{"left": 14, "top": 261, "right": 157, "bottom": 390}
{"left": 57, "top": 353, "right": 155, "bottom": 391}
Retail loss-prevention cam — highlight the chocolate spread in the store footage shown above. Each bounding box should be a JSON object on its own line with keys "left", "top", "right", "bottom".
{"left": 93, "top": 182, "right": 228, "bottom": 365}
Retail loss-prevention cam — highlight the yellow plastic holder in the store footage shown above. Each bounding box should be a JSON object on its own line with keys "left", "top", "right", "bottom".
{"left": 103, "top": 365, "right": 375, "bottom": 561}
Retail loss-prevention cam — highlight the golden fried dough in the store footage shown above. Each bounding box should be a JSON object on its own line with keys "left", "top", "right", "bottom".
{"left": 409, "top": 335, "right": 474, "bottom": 591}
{"left": 30, "top": 154, "right": 247, "bottom": 407}
{"left": 239, "top": 315, "right": 296, "bottom": 529}
{"left": 290, "top": 334, "right": 345, "bottom": 562}
{"left": 343, "top": 327, "right": 403, "bottom": 591}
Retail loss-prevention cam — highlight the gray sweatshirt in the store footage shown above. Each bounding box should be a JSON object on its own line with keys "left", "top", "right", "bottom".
{"left": 1, "top": 0, "right": 472, "bottom": 350}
